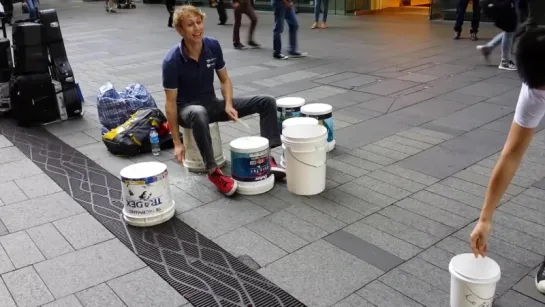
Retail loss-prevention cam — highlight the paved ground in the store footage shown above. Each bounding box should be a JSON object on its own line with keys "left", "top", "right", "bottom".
{"left": 0, "top": 0, "right": 545, "bottom": 306}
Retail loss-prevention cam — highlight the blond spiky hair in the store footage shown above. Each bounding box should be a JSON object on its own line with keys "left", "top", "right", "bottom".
{"left": 173, "top": 5, "right": 206, "bottom": 29}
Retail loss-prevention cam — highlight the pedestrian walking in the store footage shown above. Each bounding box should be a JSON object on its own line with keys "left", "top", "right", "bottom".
{"left": 232, "top": 0, "right": 260, "bottom": 49}
{"left": 470, "top": 27, "right": 545, "bottom": 295}
{"left": 210, "top": 0, "right": 227, "bottom": 25}
{"left": 453, "top": 0, "right": 481, "bottom": 40}
{"left": 166, "top": 0, "right": 175, "bottom": 27}
{"left": 311, "top": 0, "right": 328, "bottom": 29}
{"left": 272, "top": 0, "right": 306, "bottom": 60}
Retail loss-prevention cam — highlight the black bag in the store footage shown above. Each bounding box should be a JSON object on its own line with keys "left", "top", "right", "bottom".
{"left": 51, "top": 58, "right": 74, "bottom": 83}
{"left": 48, "top": 40, "right": 67, "bottom": 60}
{"left": 12, "top": 22, "right": 43, "bottom": 48}
{"left": 13, "top": 44, "right": 49, "bottom": 74}
{"left": 0, "top": 38, "right": 13, "bottom": 70}
{"left": 10, "top": 73, "right": 59, "bottom": 126}
{"left": 102, "top": 108, "right": 176, "bottom": 156}
{"left": 38, "top": 9, "right": 63, "bottom": 44}
{"left": 480, "top": 0, "right": 518, "bottom": 32}
{"left": 61, "top": 83, "right": 82, "bottom": 118}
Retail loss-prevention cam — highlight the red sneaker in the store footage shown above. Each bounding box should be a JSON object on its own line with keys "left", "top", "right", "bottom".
{"left": 208, "top": 168, "right": 237, "bottom": 196}
{"left": 270, "top": 156, "right": 286, "bottom": 180}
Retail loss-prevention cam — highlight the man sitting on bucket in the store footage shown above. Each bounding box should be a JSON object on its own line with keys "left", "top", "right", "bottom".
{"left": 162, "top": 5, "right": 285, "bottom": 196}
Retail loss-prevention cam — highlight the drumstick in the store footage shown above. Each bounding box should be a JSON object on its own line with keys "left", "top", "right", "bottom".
{"left": 234, "top": 117, "right": 250, "bottom": 130}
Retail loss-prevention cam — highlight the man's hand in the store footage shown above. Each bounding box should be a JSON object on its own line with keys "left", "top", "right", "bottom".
{"left": 470, "top": 219, "right": 492, "bottom": 258}
{"left": 232, "top": 2, "right": 239, "bottom": 8}
{"left": 283, "top": 0, "right": 292, "bottom": 7}
{"left": 174, "top": 143, "right": 186, "bottom": 163}
{"left": 225, "top": 105, "right": 238, "bottom": 121}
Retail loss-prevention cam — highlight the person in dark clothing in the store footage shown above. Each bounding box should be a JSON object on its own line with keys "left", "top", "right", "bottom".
{"left": 211, "top": 0, "right": 227, "bottom": 25}
{"left": 1, "top": 0, "right": 13, "bottom": 24}
{"left": 166, "top": 0, "right": 175, "bottom": 27}
{"left": 453, "top": 0, "right": 481, "bottom": 40}
{"left": 232, "top": 0, "right": 260, "bottom": 49}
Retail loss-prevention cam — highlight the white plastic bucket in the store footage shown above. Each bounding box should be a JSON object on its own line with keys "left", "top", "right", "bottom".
{"left": 230, "top": 136, "right": 275, "bottom": 195}
{"left": 301, "top": 103, "right": 335, "bottom": 152}
{"left": 183, "top": 122, "right": 226, "bottom": 172}
{"left": 449, "top": 254, "right": 501, "bottom": 307}
{"left": 276, "top": 97, "right": 306, "bottom": 131}
{"left": 280, "top": 117, "right": 319, "bottom": 168}
{"left": 120, "top": 162, "right": 176, "bottom": 227}
{"left": 281, "top": 124, "right": 328, "bottom": 195}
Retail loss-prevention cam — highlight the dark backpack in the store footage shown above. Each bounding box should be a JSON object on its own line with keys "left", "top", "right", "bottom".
{"left": 480, "top": 0, "right": 518, "bottom": 32}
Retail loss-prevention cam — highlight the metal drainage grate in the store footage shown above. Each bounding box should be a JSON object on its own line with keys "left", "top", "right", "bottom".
{"left": 0, "top": 121, "right": 306, "bottom": 307}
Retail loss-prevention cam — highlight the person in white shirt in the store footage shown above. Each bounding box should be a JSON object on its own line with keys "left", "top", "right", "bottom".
{"left": 470, "top": 28, "right": 545, "bottom": 294}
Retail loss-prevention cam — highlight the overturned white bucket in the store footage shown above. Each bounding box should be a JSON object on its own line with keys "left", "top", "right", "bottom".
{"left": 276, "top": 97, "right": 305, "bottom": 130}
{"left": 230, "top": 136, "right": 275, "bottom": 195}
{"left": 120, "top": 162, "right": 176, "bottom": 227}
{"left": 282, "top": 124, "right": 327, "bottom": 195}
{"left": 301, "top": 103, "right": 335, "bottom": 152}
{"left": 183, "top": 122, "right": 226, "bottom": 173}
{"left": 449, "top": 253, "right": 501, "bottom": 307}
{"left": 280, "top": 117, "right": 319, "bottom": 168}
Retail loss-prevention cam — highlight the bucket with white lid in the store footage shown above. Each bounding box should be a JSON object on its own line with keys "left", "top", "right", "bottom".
{"left": 301, "top": 103, "right": 335, "bottom": 152}
{"left": 120, "top": 162, "right": 176, "bottom": 227}
{"left": 449, "top": 253, "right": 501, "bottom": 307}
{"left": 281, "top": 124, "right": 327, "bottom": 195}
{"left": 230, "top": 136, "right": 275, "bottom": 195}
{"left": 280, "top": 117, "right": 319, "bottom": 168}
{"left": 276, "top": 97, "right": 306, "bottom": 130}
{"left": 183, "top": 122, "right": 226, "bottom": 173}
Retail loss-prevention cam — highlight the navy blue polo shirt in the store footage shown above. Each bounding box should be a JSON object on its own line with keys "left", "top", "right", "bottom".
{"left": 162, "top": 37, "right": 226, "bottom": 105}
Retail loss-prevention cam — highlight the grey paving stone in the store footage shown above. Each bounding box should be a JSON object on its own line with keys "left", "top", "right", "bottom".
{"left": 58, "top": 132, "right": 99, "bottom": 148}
{"left": 361, "top": 143, "right": 411, "bottom": 161}
{"left": 379, "top": 206, "right": 455, "bottom": 238}
{"left": 0, "top": 135, "right": 12, "bottom": 149}
{"left": 379, "top": 268, "right": 450, "bottom": 307}
{"left": 0, "top": 192, "right": 85, "bottom": 232}
{"left": 179, "top": 196, "right": 269, "bottom": 238}
{"left": 387, "top": 91, "right": 438, "bottom": 112}
{"left": 0, "top": 278, "right": 16, "bottom": 307}
{"left": 107, "top": 267, "right": 187, "bottom": 307}
{"left": 417, "top": 246, "right": 454, "bottom": 270}
{"left": 326, "top": 166, "right": 358, "bottom": 184}
{"left": 395, "top": 130, "right": 444, "bottom": 145}
{"left": 324, "top": 230, "right": 404, "bottom": 272}
{"left": 244, "top": 193, "right": 291, "bottom": 213}
{"left": 0, "top": 147, "right": 26, "bottom": 165}
{"left": 358, "top": 79, "right": 419, "bottom": 96}
{"left": 321, "top": 188, "right": 384, "bottom": 216}
{"left": 0, "top": 243, "right": 14, "bottom": 275}
{"left": 434, "top": 91, "right": 485, "bottom": 105}
{"left": 354, "top": 176, "right": 413, "bottom": 200}
{"left": 0, "top": 231, "right": 45, "bottom": 268}
{"left": 396, "top": 197, "right": 472, "bottom": 228}
{"left": 259, "top": 240, "right": 383, "bottom": 307}
{"left": 362, "top": 214, "right": 440, "bottom": 248}
{"left": 0, "top": 181, "right": 28, "bottom": 205}
{"left": 399, "top": 257, "right": 450, "bottom": 293}
{"left": 429, "top": 102, "right": 514, "bottom": 132}
{"left": 246, "top": 218, "right": 308, "bottom": 253}
{"left": 338, "top": 182, "right": 397, "bottom": 208}
{"left": 513, "top": 276, "right": 545, "bottom": 304}
{"left": 75, "top": 283, "right": 126, "bottom": 307}
{"left": 368, "top": 169, "right": 427, "bottom": 192}
{"left": 498, "top": 202, "right": 545, "bottom": 226}
{"left": 214, "top": 227, "right": 287, "bottom": 267}
{"left": 396, "top": 73, "right": 438, "bottom": 83}
{"left": 169, "top": 185, "right": 204, "bottom": 214}
{"left": 26, "top": 223, "right": 74, "bottom": 259}
{"left": 381, "top": 135, "right": 433, "bottom": 150}
{"left": 415, "top": 63, "right": 473, "bottom": 77}
{"left": 454, "top": 81, "right": 516, "bottom": 98}
{"left": 313, "top": 72, "right": 361, "bottom": 85}
{"left": 494, "top": 211, "right": 545, "bottom": 240}
{"left": 426, "top": 183, "right": 484, "bottom": 208}
{"left": 53, "top": 213, "right": 115, "bottom": 250}
{"left": 0, "top": 219, "right": 6, "bottom": 235}
{"left": 356, "top": 97, "right": 396, "bottom": 113}
{"left": 43, "top": 295, "right": 83, "bottom": 307}
{"left": 453, "top": 169, "right": 525, "bottom": 196}
{"left": 381, "top": 165, "right": 440, "bottom": 186}
{"left": 357, "top": 280, "right": 425, "bottom": 307}
{"left": 2, "top": 266, "right": 54, "bottom": 307}
{"left": 332, "top": 294, "right": 376, "bottom": 307}
{"left": 330, "top": 74, "right": 381, "bottom": 89}
{"left": 495, "top": 290, "right": 545, "bottom": 307}
{"left": 406, "top": 127, "right": 453, "bottom": 141}
{"left": 267, "top": 210, "right": 328, "bottom": 242}
{"left": 467, "top": 164, "right": 535, "bottom": 187}
{"left": 327, "top": 158, "right": 373, "bottom": 177}
{"left": 345, "top": 149, "right": 396, "bottom": 166}
{"left": 420, "top": 122, "right": 467, "bottom": 137}
{"left": 334, "top": 117, "right": 410, "bottom": 149}
{"left": 14, "top": 174, "right": 63, "bottom": 199}
{"left": 303, "top": 195, "right": 363, "bottom": 224}
{"left": 34, "top": 239, "right": 146, "bottom": 298}
{"left": 345, "top": 220, "right": 422, "bottom": 260}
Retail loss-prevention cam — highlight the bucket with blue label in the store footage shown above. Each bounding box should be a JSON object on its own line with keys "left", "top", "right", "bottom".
{"left": 301, "top": 103, "right": 335, "bottom": 152}
{"left": 276, "top": 97, "right": 305, "bottom": 131}
{"left": 230, "top": 136, "right": 275, "bottom": 195}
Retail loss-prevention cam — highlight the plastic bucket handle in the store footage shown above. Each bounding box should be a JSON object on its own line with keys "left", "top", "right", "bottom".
{"left": 285, "top": 145, "right": 327, "bottom": 168}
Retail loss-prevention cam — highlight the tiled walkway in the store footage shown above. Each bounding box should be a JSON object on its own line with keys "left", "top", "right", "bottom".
{"left": 0, "top": 0, "right": 544, "bottom": 306}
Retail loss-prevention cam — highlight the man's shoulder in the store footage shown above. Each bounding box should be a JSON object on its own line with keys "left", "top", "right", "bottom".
{"left": 203, "top": 37, "right": 222, "bottom": 52}
{"left": 163, "top": 44, "right": 180, "bottom": 64}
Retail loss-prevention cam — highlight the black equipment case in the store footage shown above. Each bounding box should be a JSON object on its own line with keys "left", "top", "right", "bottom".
{"left": 10, "top": 73, "right": 59, "bottom": 126}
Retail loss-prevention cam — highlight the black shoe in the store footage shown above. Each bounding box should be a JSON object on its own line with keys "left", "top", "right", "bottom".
{"left": 536, "top": 258, "right": 545, "bottom": 294}
{"left": 498, "top": 59, "right": 517, "bottom": 71}
{"left": 248, "top": 41, "right": 261, "bottom": 48}
{"left": 470, "top": 32, "right": 478, "bottom": 41}
{"left": 476, "top": 45, "right": 491, "bottom": 64}
{"left": 234, "top": 42, "right": 247, "bottom": 50}
{"left": 288, "top": 51, "right": 307, "bottom": 58}
{"left": 218, "top": 22, "right": 227, "bottom": 25}
{"left": 273, "top": 53, "right": 288, "bottom": 60}
{"left": 453, "top": 31, "right": 461, "bottom": 40}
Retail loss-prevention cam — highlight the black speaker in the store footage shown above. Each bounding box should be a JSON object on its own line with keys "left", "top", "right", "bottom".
{"left": 10, "top": 73, "right": 59, "bottom": 126}
{"left": 48, "top": 40, "right": 67, "bottom": 60}
{"left": 39, "top": 9, "right": 63, "bottom": 44}
{"left": 0, "top": 38, "right": 13, "bottom": 70}
{"left": 12, "top": 22, "right": 44, "bottom": 48}
{"left": 13, "top": 44, "right": 49, "bottom": 74}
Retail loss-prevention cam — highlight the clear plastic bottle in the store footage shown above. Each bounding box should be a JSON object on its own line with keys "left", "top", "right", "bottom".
{"left": 150, "top": 127, "right": 160, "bottom": 156}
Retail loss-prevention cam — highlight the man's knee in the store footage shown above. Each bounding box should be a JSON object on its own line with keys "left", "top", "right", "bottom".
{"left": 259, "top": 95, "right": 277, "bottom": 111}
{"left": 182, "top": 105, "right": 209, "bottom": 127}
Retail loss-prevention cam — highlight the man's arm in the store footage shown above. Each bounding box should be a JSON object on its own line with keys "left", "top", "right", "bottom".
{"left": 479, "top": 122, "right": 534, "bottom": 222}
{"left": 164, "top": 89, "right": 182, "bottom": 145}
{"left": 216, "top": 68, "right": 233, "bottom": 108}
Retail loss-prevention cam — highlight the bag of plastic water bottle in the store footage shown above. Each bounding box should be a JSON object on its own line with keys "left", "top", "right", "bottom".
{"left": 150, "top": 127, "right": 160, "bottom": 156}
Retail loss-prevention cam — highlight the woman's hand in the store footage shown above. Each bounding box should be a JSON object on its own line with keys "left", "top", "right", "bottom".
{"left": 470, "top": 219, "right": 492, "bottom": 258}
